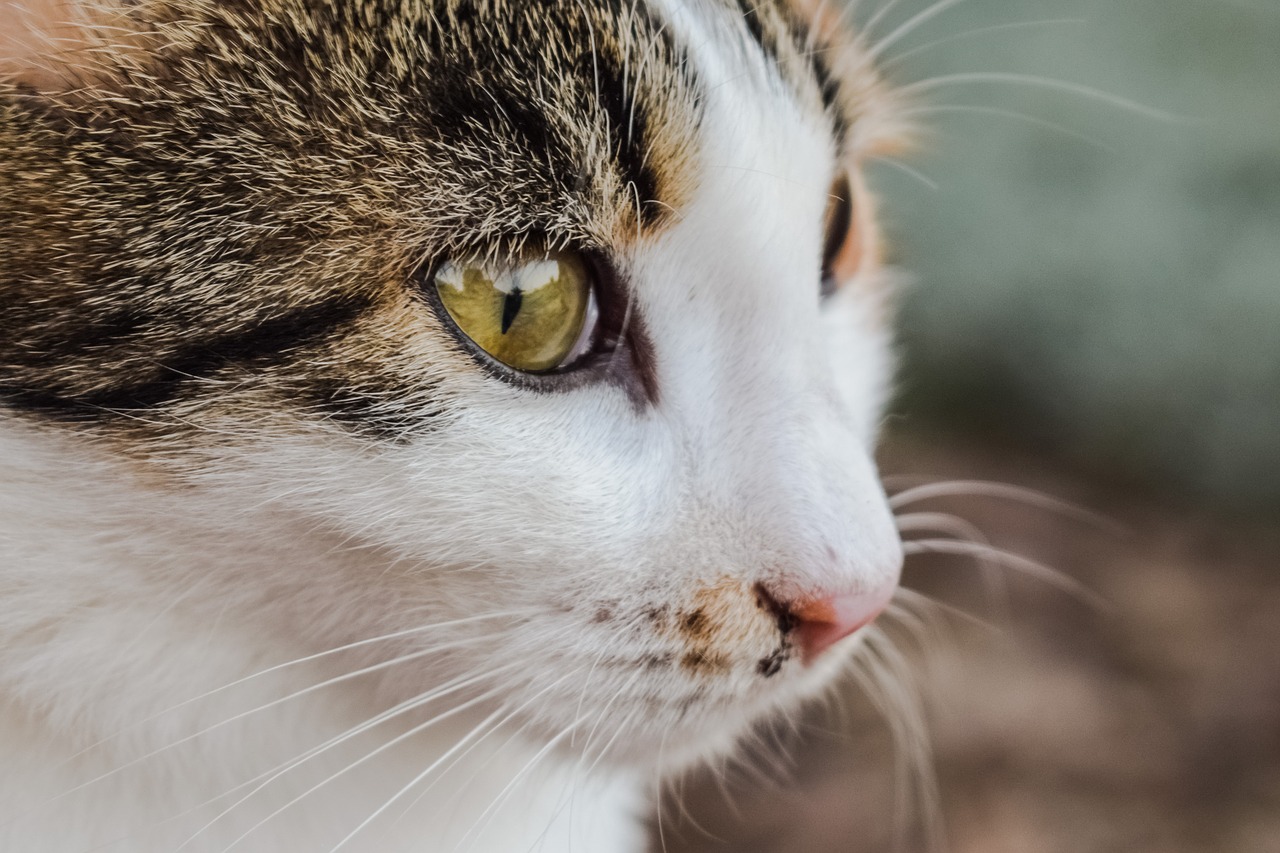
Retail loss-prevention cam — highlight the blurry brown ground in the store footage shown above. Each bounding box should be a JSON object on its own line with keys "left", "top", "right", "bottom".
{"left": 658, "top": 431, "right": 1280, "bottom": 853}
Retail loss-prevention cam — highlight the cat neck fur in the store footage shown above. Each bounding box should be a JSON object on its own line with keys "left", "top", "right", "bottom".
{"left": 0, "top": 422, "right": 645, "bottom": 851}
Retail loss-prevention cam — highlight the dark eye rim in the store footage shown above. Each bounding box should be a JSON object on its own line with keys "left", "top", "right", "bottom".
{"left": 415, "top": 247, "right": 660, "bottom": 406}
{"left": 821, "top": 172, "right": 854, "bottom": 299}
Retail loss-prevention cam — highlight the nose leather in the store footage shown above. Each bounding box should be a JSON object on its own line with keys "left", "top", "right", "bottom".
{"left": 789, "top": 583, "right": 895, "bottom": 662}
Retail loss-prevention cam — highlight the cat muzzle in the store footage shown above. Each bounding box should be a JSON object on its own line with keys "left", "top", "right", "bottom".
{"left": 757, "top": 580, "right": 896, "bottom": 664}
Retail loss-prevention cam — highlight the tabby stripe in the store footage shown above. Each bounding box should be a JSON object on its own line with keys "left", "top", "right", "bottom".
{"left": 0, "top": 296, "right": 370, "bottom": 419}
{"left": 303, "top": 381, "right": 445, "bottom": 443}
{"left": 591, "top": 72, "right": 661, "bottom": 225}
{"left": 729, "top": 0, "right": 847, "bottom": 144}
{"left": 808, "top": 50, "right": 848, "bottom": 143}
{"left": 589, "top": 5, "right": 668, "bottom": 228}
{"left": 733, "top": 0, "right": 775, "bottom": 61}
{"left": 26, "top": 308, "right": 151, "bottom": 362}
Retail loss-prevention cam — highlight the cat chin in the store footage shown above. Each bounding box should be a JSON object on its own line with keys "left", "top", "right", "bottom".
{"left": 672, "top": 644, "right": 861, "bottom": 772}
{"left": 505, "top": 630, "right": 867, "bottom": 777}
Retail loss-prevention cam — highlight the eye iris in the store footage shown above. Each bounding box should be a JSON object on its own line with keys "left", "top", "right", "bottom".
{"left": 434, "top": 250, "right": 590, "bottom": 373}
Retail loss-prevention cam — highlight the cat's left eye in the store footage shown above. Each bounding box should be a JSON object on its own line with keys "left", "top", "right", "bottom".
{"left": 820, "top": 173, "right": 854, "bottom": 298}
{"left": 432, "top": 250, "right": 598, "bottom": 373}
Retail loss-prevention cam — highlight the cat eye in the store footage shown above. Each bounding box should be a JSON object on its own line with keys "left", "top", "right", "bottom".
{"left": 820, "top": 173, "right": 854, "bottom": 298}
{"left": 432, "top": 250, "right": 597, "bottom": 373}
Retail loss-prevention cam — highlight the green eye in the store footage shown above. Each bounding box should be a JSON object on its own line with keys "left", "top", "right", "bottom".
{"left": 433, "top": 250, "right": 595, "bottom": 373}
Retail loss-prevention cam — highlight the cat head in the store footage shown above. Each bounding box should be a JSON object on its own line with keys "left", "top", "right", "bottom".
{"left": 0, "top": 0, "right": 906, "bottom": 768}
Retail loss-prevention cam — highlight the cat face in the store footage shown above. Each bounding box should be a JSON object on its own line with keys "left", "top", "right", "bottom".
{"left": 0, "top": 0, "right": 904, "bottom": 769}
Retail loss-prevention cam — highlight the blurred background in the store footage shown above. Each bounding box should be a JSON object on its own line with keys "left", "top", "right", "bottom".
{"left": 661, "top": 0, "right": 1280, "bottom": 850}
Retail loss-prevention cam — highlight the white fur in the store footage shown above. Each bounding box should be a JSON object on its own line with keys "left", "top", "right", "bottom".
{"left": 0, "top": 2, "right": 902, "bottom": 850}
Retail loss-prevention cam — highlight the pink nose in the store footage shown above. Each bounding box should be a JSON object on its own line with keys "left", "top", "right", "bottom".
{"left": 787, "top": 583, "right": 895, "bottom": 663}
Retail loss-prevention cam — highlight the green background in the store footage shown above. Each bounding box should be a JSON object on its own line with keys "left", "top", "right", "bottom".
{"left": 858, "top": 0, "right": 1280, "bottom": 512}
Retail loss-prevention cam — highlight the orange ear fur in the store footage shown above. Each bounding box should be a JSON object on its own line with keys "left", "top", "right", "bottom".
{"left": 0, "top": 0, "right": 139, "bottom": 90}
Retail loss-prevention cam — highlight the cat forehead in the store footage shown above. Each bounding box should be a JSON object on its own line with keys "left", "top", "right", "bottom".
{"left": 259, "top": 0, "right": 851, "bottom": 247}
{"left": 371, "top": 0, "right": 858, "bottom": 247}
{"left": 0, "top": 0, "right": 886, "bottom": 431}
{"left": 1, "top": 0, "right": 852, "bottom": 246}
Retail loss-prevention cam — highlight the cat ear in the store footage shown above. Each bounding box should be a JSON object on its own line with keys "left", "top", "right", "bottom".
{"left": 785, "top": 0, "right": 848, "bottom": 45}
{"left": 787, "top": 0, "right": 913, "bottom": 159}
{"left": 0, "top": 0, "right": 140, "bottom": 90}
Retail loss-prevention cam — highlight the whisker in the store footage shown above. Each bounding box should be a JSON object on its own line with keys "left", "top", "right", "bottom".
{"left": 570, "top": 642, "right": 614, "bottom": 748}
{"left": 653, "top": 733, "right": 672, "bottom": 853}
{"left": 577, "top": 667, "right": 649, "bottom": 776}
{"left": 868, "top": 153, "right": 940, "bottom": 190}
{"left": 892, "top": 585, "right": 998, "bottom": 636}
{"left": 455, "top": 707, "right": 592, "bottom": 853}
{"left": 170, "top": 661, "right": 528, "bottom": 852}
{"left": 889, "top": 477, "right": 1125, "bottom": 535}
{"left": 480, "top": 727, "right": 584, "bottom": 850}
{"left": 213, "top": 684, "right": 513, "bottom": 853}
{"left": 896, "top": 509, "right": 1012, "bottom": 620}
{"left": 662, "top": 764, "right": 729, "bottom": 847}
{"left": 880, "top": 598, "right": 945, "bottom": 657}
{"left": 708, "top": 751, "right": 743, "bottom": 820}
{"left": 881, "top": 18, "right": 1087, "bottom": 71}
{"left": 858, "top": 0, "right": 907, "bottom": 44}
{"left": 580, "top": 680, "right": 647, "bottom": 779}
{"left": 321, "top": 705, "right": 512, "bottom": 853}
{"left": 50, "top": 608, "right": 534, "bottom": 777}
{"left": 896, "top": 71, "right": 1183, "bottom": 122}
{"left": 894, "top": 103, "right": 1116, "bottom": 151}
{"left": 903, "top": 538, "right": 1109, "bottom": 610}
{"left": 864, "top": 0, "right": 973, "bottom": 65}
{"left": 35, "top": 629, "right": 510, "bottom": 819}
{"left": 847, "top": 629, "right": 941, "bottom": 852}
{"left": 370, "top": 665, "right": 588, "bottom": 849}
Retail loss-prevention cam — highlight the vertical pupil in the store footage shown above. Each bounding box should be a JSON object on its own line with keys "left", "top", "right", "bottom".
{"left": 500, "top": 287, "right": 523, "bottom": 334}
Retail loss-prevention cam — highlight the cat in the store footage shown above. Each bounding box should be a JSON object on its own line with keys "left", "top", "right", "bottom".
{"left": 0, "top": 1, "right": 909, "bottom": 850}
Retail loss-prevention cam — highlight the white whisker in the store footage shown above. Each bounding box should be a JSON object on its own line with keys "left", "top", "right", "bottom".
{"left": 892, "top": 585, "right": 997, "bottom": 635}
{"left": 882, "top": 18, "right": 1087, "bottom": 71}
{"left": 859, "top": 0, "right": 906, "bottom": 43}
{"left": 214, "top": 684, "right": 512, "bottom": 853}
{"left": 49, "top": 608, "right": 534, "bottom": 780}
{"left": 869, "top": 153, "right": 940, "bottom": 190}
{"left": 865, "top": 0, "right": 972, "bottom": 65}
{"left": 896, "top": 71, "right": 1183, "bottom": 122}
{"left": 374, "top": 665, "right": 589, "bottom": 848}
{"left": 577, "top": 667, "right": 648, "bottom": 777}
{"left": 895, "top": 103, "right": 1115, "bottom": 151}
{"left": 322, "top": 706, "right": 511, "bottom": 853}
{"left": 456, "top": 705, "right": 592, "bottom": 853}
{"left": 35, "top": 632, "right": 504, "bottom": 821}
{"left": 889, "top": 477, "right": 1124, "bottom": 534}
{"left": 171, "top": 661, "right": 528, "bottom": 852}
{"left": 896, "top": 510, "right": 1011, "bottom": 619}
{"left": 847, "top": 628, "right": 941, "bottom": 852}
{"left": 903, "top": 538, "right": 1108, "bottom": 610}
